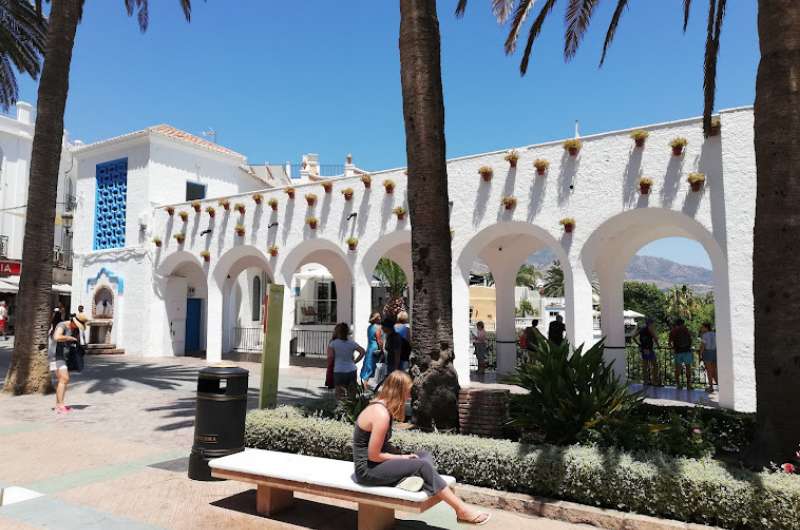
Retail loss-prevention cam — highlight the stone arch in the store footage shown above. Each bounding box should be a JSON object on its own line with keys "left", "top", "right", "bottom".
{"left": 580, "top": 208, "right": 735, "bottom": 407}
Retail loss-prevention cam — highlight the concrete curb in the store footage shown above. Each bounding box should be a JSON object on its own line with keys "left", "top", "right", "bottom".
{"left": 455, "top": 484, "right": 721, "bottom": 530}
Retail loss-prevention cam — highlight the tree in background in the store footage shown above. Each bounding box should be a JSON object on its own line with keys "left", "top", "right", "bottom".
{"left": 4, "top": 0, "right": 193, "bottom": 395}
{"left": 516, "top": 299, "right": 535, "bottom": 317}
{"left": 623, "top": 281, "right": 668, "bottom": 327}
{"left": 665, "top": 285, "right": 699, "bottom": 323}
{"left": 515, "top": 264, "right": 541, "bottom": 289}
{"left": 374, "top": 258, "right": 408, "bottom": 317}
{"left": 541, "top": 261, "right": 565, "bottom": 297}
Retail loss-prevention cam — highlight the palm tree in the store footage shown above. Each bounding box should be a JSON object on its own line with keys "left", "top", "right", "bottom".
{"left": 665, "top": 285, "right": 698, "bottom": 322}
{"left": 0, "top": 1, "right": 47, "bottom": 109}
{"left": 463, "top": 0, "right": 800, "bottom": 466}
{"left": 3, "top": 0, "right": 192, "bottom": 395}
{"left": 374, "top": 258, "right": 408, "bottom": 317}
{"left": 541, "top": 261, "right": 565, "bottom": 297}
{"left": 399, "top": 0, "right": 460, "bottom": 430}
{"left": 516, "top": 263, "right": 541, "bottom": 289}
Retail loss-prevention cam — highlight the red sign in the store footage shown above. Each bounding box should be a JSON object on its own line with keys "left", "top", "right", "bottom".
{"left": 0, "top": 260, "right": 21, "bottom": 276}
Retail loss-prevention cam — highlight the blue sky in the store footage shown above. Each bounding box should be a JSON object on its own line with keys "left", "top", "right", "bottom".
{"left": 17, "top": 1, "right": 759, "bottom": 269}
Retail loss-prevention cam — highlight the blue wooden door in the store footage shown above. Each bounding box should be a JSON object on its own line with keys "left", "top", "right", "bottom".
{"left": 185, "top": 298, "right": 202, "bottom": 354}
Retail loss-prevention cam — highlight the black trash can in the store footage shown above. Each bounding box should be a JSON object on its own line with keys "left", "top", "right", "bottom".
{"left": 188, "top": 364, "right": 249, "bottom": 481}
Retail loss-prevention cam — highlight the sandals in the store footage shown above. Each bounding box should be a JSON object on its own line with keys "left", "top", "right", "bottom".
{"left": 457, "top": 512, "right": 491, "bottom": 526}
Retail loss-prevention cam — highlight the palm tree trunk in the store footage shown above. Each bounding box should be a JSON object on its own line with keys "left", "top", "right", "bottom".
{"left": 398, "top": 0, "right": 459, "bottom": 430}
{"left": 750, "top": 0, "right": 800, "bottom": 465}
{"left": 3, "top": 0, "right": 82, "bottom": 395}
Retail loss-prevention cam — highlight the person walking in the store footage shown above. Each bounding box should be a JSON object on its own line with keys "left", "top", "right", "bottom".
{"left": 669, "top": 318, "right": 694, "bottom": 389}
{"left": 359, "top": 313, "right": 383, "bottom": 388}
{"left": 395, "top": 311, "right": 411, "bottom": 342}
{"left": 48, "top": 314, "right": 87, "bottom": 414}
{"left": 352, "top": 371, "right": 491, "bottom": 525}
{"left": 471, "top": 321, "right": 488, "bottom": 375}
{"left": 381, "top": 316, "right": 410, "bottom": 374}
{"left": 326, "top": 322, "right": 365, "bottom": 400}
{"left": 0, "top": 301, "right": 8, "bottom": 341}
{"left": 633, "top": 318, "right": 661, "bottom": 386}
{"left": 699, "top": 322, "right": 718, "bottom": 392}
{"left": 548, "top": 314, "right": 566, "bottom": 345}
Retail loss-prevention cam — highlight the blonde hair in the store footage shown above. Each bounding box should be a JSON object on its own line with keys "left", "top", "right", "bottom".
{"left": 376, "top": 371, "right": 412, "bottom": 421}
{"left": 396, "top": 311, "right": 409, "bottom": 324}
{"left": 369, "top": 312, "right": 382, "bottom": 324}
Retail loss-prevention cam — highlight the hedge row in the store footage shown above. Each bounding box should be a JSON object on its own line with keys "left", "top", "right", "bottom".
{"left": 245, "top": 407, "right": 800, "bottom": 529}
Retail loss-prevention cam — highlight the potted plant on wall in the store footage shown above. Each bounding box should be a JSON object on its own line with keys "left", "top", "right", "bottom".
{"left": 501, "top": 196, "right": 517, "bottom": 210}
{"left": 152, "top": 236, "right": 162, "bottom": 248}
{"left": 533, "top": 159, "right": 549, "bottom": 176}
{"left": 341, "top": 187, "right": 354, "bottom": 201}
{"left": 504, "top": 149, "right": 520, "bottom": 168}
{"left": 178, "top": 211, "right": 189, "bottom": 222}
{"left": 205, "top": 206, "right": 216, "bottom": 218}
{"left": 191, "top": 200, "right": 201, "bottom": 213}
{"left": 306, "top": 216, "right": 318, "bottom": 230}
{"left": 709, "top": 117, "right": 721, "bottom": 137}
{"left": 361, "top": 173, "right": 372, "bottom": 188}
{"left": 173, "top": 233, "right": 186, "bottom": 244}
{"left": 383, "top": 179, "right": 395, "bottom": 194}
{"left": 285, "top": 187, "right": 296, "bottom": 199}
{"left": 267, "top": 198, "right": 278, "bottom": 211}
{"left": 630, "top": 130, "right": 649, "bottom": 147}
{"left": 305, "top": 193, "right": 318, "bottom": 206}
{"left": 559, "top": 217, "right": 576, "bottom": 233}
{"left": 218, "top": 199, "right": 230, "bottom": 211}
{"left": 322, "top": 181, "right": 333, "bottom": 193}
{"left": 670, "top": 137, "right": 688, "bottom": 156}
{"left": 252, "top": 192, "right": 263, "bottom": 205}
{"left": 563, "top": 139, "right": 582, "bottom": 156}
{"left": 393, "top": 206, "right": 406, "bottom": 220}
{"left": 268, "top": 244, "right": 279, "bottom": 257}
{"left": 200, "top": 250, "right": 210, "bottom": 263}
{"left": 234, "top": 203, "right": 246, "bottom": 215}
{"left": 478, "top": 166, "right": 493, "bottom": 182}
{"left": 165, "top": 206, "right": 175, "bottom": 216}
{"left": 688, "top": 172, "right": 706, "bottom": 192}
{"left": 346, "top": 237, "right": 358, "bottom": 251}
{"left": 638, "top": 177, "right": 653, "bottom": 195}
{"left": 234, "top": 223, "right": 245, "bottom": 237}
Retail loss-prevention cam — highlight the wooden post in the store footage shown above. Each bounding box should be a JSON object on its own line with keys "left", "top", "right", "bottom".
{"left": 259, "top": 283, "right": 284, "bottom": 409}
{"left": 255, "top": 484, "right": 293, "bottom": 516}
{"left": 357, "top": 503, "right": 395, "bottom": 530}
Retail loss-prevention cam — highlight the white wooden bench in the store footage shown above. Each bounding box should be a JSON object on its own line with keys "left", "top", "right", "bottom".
{"left": 209, "top": 449, "right": 456, "bottom": 530}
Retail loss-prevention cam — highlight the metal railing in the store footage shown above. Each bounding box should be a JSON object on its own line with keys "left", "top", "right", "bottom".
{"left": 290, "top": 328, "right": 331, "bottom": 358}
{"left": 289, "top": 164, "right": 345, "bottom": 179}
{"left": 0, "top": 235, "right": 7, "bottom": 258}
{"left": 233, "top": 326, "right": 263, "bottom": 353}
{"left": 295, "top": 298, "right": 337, "bottom": 325}
{"left": 625, "top": 345, "right": 708, "bottom": 389}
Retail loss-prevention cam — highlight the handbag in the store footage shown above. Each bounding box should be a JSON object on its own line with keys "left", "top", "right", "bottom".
{"left": 64, "top": 342, "right": 85, "bottom": 372}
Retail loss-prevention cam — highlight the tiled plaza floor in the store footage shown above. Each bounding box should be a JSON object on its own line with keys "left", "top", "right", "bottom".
{"left": 0, "top": 339, "right": 591, "bottom": 529}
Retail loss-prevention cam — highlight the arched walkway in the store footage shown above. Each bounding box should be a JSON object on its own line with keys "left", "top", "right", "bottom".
{"left": 580, "top": 208, "right": 742, "bottom": 408}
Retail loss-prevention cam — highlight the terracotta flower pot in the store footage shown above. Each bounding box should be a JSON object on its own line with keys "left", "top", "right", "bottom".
{"left": 220, "top": 203, "right": 230, "bottom": 211}
{"left": 564, "top": 223, "right": 575, "bottom": 233}
{"left": 536, "top": 167, "right": 546, "bottom": 176}
{"left": 396, "top": 213, "right": 405, "bottom": 221}
{"left": 348, "top": 243, "right": 357, "bottom": 251}
{"left": 192, "top": 204, "right": 201, "bottom": 213}
{"left": 269, "top": 251, "right": 278, "bottom": 257}
{"left": 154, "top": 240, "right": 162, "bottom": 248}
{"left": 308, "top": 221, "right": 318, "bottom": 230}
{"left": 208, "top": 211, "right": 215, "bottom": 218}
{"left": 509, "top": 159, "right": 518, "bottom": 168}
{"left": 270, "top": 204, "right": 278, "bottom": 211}
{"left": 362, "top": 181, "right": 371, "bottom": 189}
{"left": 385, "top": 187, "right": 394, "bottom": 194}
{"left": 568, "top": 147, "right": 579, "bottom": 156}
{"left": 166, "top": 208, "right": 175, "bottom": 216}
{"left": 235, "top": 229, "right": 245, "bottom": 237}
{"left": 504, "top": 203, "right": 515, "bottom": 210}
{"left": 253, "top": 197, "right": 262, "bottom": 205}
{"left": 306, "top": 197, "right": 316, "bottom": 206}
{"left": 672, "top": 146, "right": 684, "bottom": 156}
{"left": 343, "top": 192, "right": 353, "bottom": 201}
{"left": 635, "top": 138, "right": 646, "bottom": 148}
{"left": 480, "top": 173, "right": 492, "bottom": 182}
{"left": 690, "top": 181, "right": 704, "bottom": 192}
{"left": 639, "top": 183, "right": 651, "bottom": 195}
{"left": 323, "top": 185, "right": 332, "bottom": 193}
{"left": 202, "top": 255, "right": 210, "bottom": 263}
{"left": 287, "top": 191, "right": 295, "bottom": 199}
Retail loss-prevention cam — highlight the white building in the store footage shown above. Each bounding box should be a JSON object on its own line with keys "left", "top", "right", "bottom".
{"left": 0, "top": 102, "right": 75, "bottom": 325}
{"left": 69, "top": 107, "right": 756, "bottom": 412}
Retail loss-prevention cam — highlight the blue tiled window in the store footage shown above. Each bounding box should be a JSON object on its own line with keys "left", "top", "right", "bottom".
{"left": 93, "top": 158, "right": 128, "bottom": 250}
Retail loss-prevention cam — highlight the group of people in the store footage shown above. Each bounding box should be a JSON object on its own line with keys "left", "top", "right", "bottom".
{"left": 326, "top": 311, "right": 412, "bottom": 400}
{"left": 48, "top": 305, "right": 89, "bottom": 414}
{"left": 633, "top": 317, "right": 718, "bottom": 392}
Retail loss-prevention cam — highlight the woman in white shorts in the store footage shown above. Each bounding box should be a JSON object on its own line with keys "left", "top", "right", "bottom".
{"left": 48, "top": 314, "right": 87, "bottom": 414}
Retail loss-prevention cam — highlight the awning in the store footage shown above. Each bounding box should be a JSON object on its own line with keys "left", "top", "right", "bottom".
{"left": 0, "top": 279, "right": 17, "bottom": 293}
{"left": 0, "top": 276, "right": 72, "bottom": 295}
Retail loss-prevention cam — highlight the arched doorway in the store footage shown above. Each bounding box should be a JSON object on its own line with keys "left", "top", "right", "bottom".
{"left": 154, "top": 251, "right": 208, "bottom": 357}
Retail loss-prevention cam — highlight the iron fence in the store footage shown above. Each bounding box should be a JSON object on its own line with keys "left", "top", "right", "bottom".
{"left": 625, "top": 345, "right": 708, "bottom": 389}
{"left": 289, "top": 164, "right": 345, "bottom": 179}
{"left": 233, "top": 326, "right": 263, "bottom": 353}
{"left": 295, "top": 298, "right": 337, "bottom": 325}
{"left": 291, "top": 328, "right": 331, "bottom": 358}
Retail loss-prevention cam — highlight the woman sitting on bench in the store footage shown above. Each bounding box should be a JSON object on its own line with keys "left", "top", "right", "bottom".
{"left": 352, "top": 371, "right": 491, "bottom": 526}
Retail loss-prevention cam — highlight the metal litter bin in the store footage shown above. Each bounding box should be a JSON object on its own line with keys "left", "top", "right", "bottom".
{"left": 188, "top": 364, "right": 249, "bottom": 481}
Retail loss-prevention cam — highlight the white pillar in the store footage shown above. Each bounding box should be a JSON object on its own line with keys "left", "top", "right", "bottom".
{"left": 451, "top": 274, "right": 472, "bottom": 386}
{"left": 597, "top": 264, "right": 626, "bottom": 378}
{"left": 566, "top": 261, "right": 595, "bottom": 351}
{"left": 493, "top": 267, "right": 518, "bottom": 376}
{"left": 352, "top": 272, "right": 372, "bottom": 348}
{"left": 278, "top": 277, "right": 294, "bottom": 368}
{"left": 206, "top": 281, "right": 223, "bottom": 363}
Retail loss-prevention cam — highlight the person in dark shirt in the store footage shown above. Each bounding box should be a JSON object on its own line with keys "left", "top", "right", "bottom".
{"left": 381, "top": 317, "right": 410, "bottom": 374}
{"left": 633, "top": 318, "right": 661, "bottom": 386}
{"left": 547, "top": 315, "right": 566, "bottom": 345}
{"left": 669, "top": 318, "right": 694, "bottom": 389}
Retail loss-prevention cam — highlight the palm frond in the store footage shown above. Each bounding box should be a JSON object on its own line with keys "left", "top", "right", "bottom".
{"left": 598, "top": 0, "right": 628, "bottom": 67}
{"left": 702, "top": 0, "right": 725, "bottom": 137}
{"left": 0, "top": 0, "right": 48, "bottom": 110}
{"left": 504, "top": 0, "right": 534, "bottom": 55}
{"left": 492, "top": 0, "right": 515, "bottom": 23}
{"left": 564, "top": 0, "right": 600, "bottom": 61}
{"left": 519, "top": 0, "right": 558, "bottom": 75}
{"left": 683, "top": 0, "right": 692, "bottom": 32}
{"left": 455, "top": 0, "right": 469, "bottom": 18}
{"left": 179, "top": 0, "right": 192, "bottom": 21}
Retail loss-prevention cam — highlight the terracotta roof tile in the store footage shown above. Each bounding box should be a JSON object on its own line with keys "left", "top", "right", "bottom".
{"left": 149, "top": 124, "right": 244, "bottom": 159}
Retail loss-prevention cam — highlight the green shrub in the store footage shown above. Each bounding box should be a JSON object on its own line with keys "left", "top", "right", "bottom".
{"left": 510, "top": 337, "right": 643, "bottom": 445}
{"left": 246, "top": 407, "right": 800, "bottom": 529}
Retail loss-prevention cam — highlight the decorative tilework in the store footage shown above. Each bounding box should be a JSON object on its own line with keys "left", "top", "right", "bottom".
{"left": 93, "top": 159, "right": 128, "bottom": 250}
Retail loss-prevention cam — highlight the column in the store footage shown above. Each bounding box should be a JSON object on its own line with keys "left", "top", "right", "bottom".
{"left": 565, "top": 260, "right": 595, "bottom": 351}
{"left": 451, "top": 274, "right": 472, "bottom": 386}
{"left": 351, "top": 272, "right": 372, "bottom": 348}
{"left": 493, "top": 268, "right": 518, "bottom": 376}
{"left": 278, "top": 275, "right": 295, "bottom": 369}
{"left": 206, "top": 280, "right": 224, "bottom": 363}
{"left": 596, "top": 264, "right": 626, "bottom": 378}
